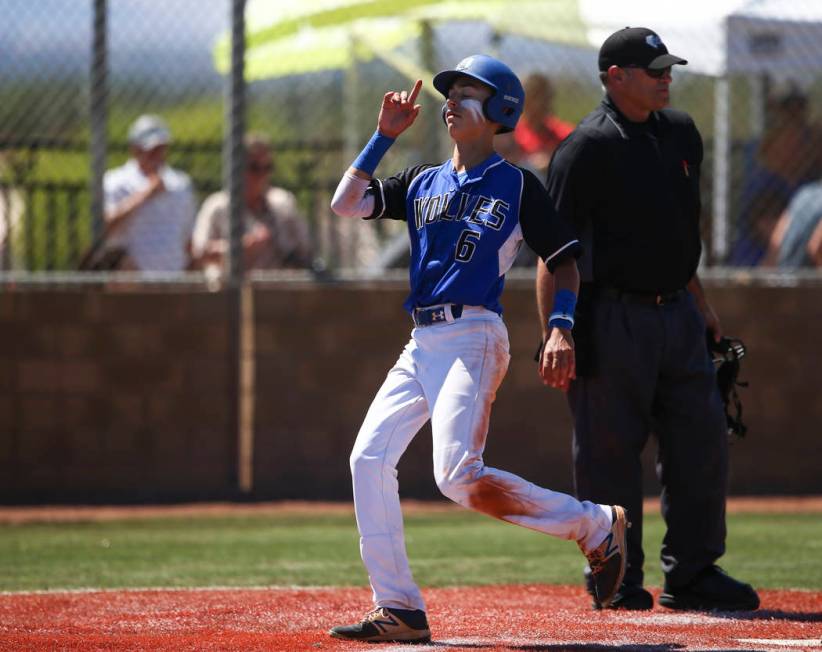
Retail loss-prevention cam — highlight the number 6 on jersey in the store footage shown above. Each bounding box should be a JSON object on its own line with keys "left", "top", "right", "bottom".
{"left": 456, "top": 229, "right": 481, "bottom": 262}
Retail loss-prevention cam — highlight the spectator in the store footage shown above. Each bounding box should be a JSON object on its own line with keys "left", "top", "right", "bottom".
{"left": 191, "top": 133, "right": 312, "bottom": 278}
{"left": 512, "top": 73, "right": 575, "bottom": 178}
{"left": 508, "top": 73, "right": 575, "bottom": 268}
{"left": 729, "top": 86, "right": 822, "bottom": 266}
{"left": 100, "top": 114, "right": 196, "bottom": 272}
{"left": 765, "top": 181, "right": 822, "bottom": 268}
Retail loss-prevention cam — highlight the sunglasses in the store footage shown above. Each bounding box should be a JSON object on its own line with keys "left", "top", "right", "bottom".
{"left": 624, "top": 65, "right": 672, "bottom": 79}
{"left": 247, "top": 161, "right": 273, "bottom": 174}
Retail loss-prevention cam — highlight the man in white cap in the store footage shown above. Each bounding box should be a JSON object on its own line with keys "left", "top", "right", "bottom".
{"left": 101, "top": 114, "right": 195, "bottom": 272}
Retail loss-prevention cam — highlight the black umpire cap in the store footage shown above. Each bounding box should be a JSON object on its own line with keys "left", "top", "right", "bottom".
{"left": 598, "top": 27, "right": 687, "bottom": 71}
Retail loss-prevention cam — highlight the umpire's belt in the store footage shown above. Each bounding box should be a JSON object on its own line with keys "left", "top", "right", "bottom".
{"left": 596, "top": 286, "right": 686, "bottom": 306}
{"left": 412, "top": 303, "right": 464, "bottom": 327}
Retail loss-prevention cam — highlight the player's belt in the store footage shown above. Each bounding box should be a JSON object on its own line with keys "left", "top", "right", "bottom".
{"left": 412, "top": 304, "right": 464, "bottom": 327}
{"left": 597, "top": 286, "right": 685, "bottom": 306}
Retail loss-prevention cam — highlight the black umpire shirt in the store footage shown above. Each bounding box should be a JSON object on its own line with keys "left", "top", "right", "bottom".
{"left": 546, "top": 95, "right": 703, "bottom": 294}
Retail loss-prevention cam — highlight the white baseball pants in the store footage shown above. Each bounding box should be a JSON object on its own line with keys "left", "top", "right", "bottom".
{"left": 349, "top": 308, "right": 613, "bottom": 611}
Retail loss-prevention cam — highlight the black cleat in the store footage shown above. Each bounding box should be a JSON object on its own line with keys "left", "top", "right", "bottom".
{"left": 582, "top": 505, "right": 629, "bottom": 608}
{"left": 659, "top": 565, "right": 760, "bottom": 611}
{"left": 329, "top": 606, "right": 431, "bottom": 643}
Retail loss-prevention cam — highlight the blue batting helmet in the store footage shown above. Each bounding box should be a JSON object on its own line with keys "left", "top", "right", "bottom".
{"left": 433, "top": 54, "right": 524, "bottom": 133}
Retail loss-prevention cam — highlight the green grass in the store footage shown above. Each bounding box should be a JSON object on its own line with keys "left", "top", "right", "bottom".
{"left": 0, "top": 508, "right": 819, "bottom": 593}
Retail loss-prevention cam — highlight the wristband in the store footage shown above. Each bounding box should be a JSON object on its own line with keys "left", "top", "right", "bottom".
{"left": 352, "top": 130, "right": 395, "bottom": 176}
{"left": 548, "top": 315, "right": 574, "bottom": 330}
{"left": 548, "top": 288, "right": 577, "bottom": 330}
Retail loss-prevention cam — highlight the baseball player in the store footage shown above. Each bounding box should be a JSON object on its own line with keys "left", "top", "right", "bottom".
{"left": 327, "top": 55, "right": 628, "bottom": 644}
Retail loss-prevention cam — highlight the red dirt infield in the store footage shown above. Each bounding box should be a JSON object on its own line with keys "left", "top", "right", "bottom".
{"left": 1, "top": 584, "right": 820, "bottom": 651}
{"left": 1, "top": 500, "right": 820, "bottom": 650}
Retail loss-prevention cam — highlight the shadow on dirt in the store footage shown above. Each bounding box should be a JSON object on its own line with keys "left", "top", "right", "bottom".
{"left": 432, "top": 642, "right": 688, "bottom": 651}
{"left": 709, "top": 608, "right": 822, "bottom": 622}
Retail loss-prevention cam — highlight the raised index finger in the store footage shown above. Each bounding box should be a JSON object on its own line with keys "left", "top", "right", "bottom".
{"left": 408, "top": 79, "right": 423, "bottom": 105}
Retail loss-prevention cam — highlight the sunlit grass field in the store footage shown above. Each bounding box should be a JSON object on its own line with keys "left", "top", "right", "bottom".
{"left": 1, "top": 507, "right": 819, "bottom": 592}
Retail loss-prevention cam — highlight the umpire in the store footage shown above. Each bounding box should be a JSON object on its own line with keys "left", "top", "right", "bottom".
{"left": 537, "top": 27, "right": 760, "bottom": 611}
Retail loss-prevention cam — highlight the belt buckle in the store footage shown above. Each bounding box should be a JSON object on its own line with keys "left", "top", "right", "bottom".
{"left": 427, "top": 307, "right": 447, "bottom": 324}
{"left": 414, "top": 306, "right": 443, "bottom": 327}
{"left": 414, "top": 304, "right": 455, "bottom": 327}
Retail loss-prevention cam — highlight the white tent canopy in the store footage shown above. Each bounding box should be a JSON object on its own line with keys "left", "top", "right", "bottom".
{"left": 228, "top": 1, "right": 822, "bottom": 80}
{"left": 575, "top": 0, "right": 822, "bottom": 260}
{"left": 580, "top": 0, "right": 822, "bottom": 76}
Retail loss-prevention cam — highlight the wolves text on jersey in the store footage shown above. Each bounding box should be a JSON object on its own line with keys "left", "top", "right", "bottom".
{"left": 412, "top": 192, "right": 510, "bottom": 231}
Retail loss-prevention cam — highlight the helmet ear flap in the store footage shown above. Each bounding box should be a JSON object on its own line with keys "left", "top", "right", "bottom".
{"left": 482, "top": 97, "right": 492, "bottom": 123}
{"left": 483, "top": 96, "right": 510, "bottom": 134}
{"left": 441, "top": 103, "right": 448, "bottom": 125}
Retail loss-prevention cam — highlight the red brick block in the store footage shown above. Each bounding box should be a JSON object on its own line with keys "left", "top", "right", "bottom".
{"left": 17, "top": 427, "right": 65, "bottom": 463}
{"left": 55, "top": 325, "right": 98, "bottom": 358}
{"left": 61, "top": 397, "right": 103, "bottom": 428}
{"left": 19, "top": 325, "right": 57, "bottom": 356}
{"left": 60, "top": 360, "right": 103, "bottom": 393}
{"left": 163, "top": 323, "right": 229, "bottom": 356}
{"left": 18, "top": 360, "right": 61, "bottom": 392}
{"left": 80, "top": 292, "right": 105, "bottom": 323}
{"left": 103, "top": 292, "right": 200, "bottom": 325}
{"left": 183, "top": 360, "right": 231, "bottom": 394}
{"left": 0, "top": 400, "right": 13, "bottom": 463}
{"left": 0, "top": 395, "right": 13, "bottom": 430}
{"left": 19, "top": 397, "right": 59, "bottom": 430}
{"left": 0, "top": 293, "right": 15, "bottom": 321}
{"left": 104, "top": 360, "right": 185, "bottom": 393}
{"left": 0, "top": 361, "right": 13, "bottom": 392}
{"left": 185, "top": 291, "right": 231, "bottom": 321}
{"left": 145, "top": 394, "right": 217, "bottom": 431}
{"left": 145, "top": 394, "right": 175, "bottom": 423}
{"left": 185, "top": 396, "right": 231, "bottom": 428}
{"left": 25, "top": 292, "right": 87, "bottom": 322}
{"left": 107, "top": 394, "right": 145, "bottom": 431}
{"left": 64, "top": 427, "right": 105, "bottom": 467}
{"left": 149, "top": 426, "right": 189, "bottom": 462}
{"left": 187, "top": 426, "right": 233, "bottom": 461}
{"left": 254, "top": 324, "right": 281, "bottom": 355}
{"left": 103, "top": 426, "right": 143, "bottom": 458}
{"left": 106, "top": 324, "right": 165, "bottom": 358}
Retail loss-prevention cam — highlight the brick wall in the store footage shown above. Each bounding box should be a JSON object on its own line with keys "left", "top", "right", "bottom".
{"left": 1, "top": 279, "right": 820, "bottom": 503}
{"left": 0, "top": 288, "right": 237, "bottom": 502}
{"left": 251, "top": 279, "right": 822, "bottom": 500}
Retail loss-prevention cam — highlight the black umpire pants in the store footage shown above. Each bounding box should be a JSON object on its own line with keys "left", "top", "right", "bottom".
{"left": 567, "top": 291, "right": 728, "bottom": 589}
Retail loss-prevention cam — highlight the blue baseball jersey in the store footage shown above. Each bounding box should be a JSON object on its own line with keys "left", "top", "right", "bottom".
{"left": 367, "top": 152, "right": 581, "bottom": 314}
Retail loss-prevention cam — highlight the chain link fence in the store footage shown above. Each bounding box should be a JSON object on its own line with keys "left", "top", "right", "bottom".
{"left": 3, "top": 0, "right": 822, "bottom": 279}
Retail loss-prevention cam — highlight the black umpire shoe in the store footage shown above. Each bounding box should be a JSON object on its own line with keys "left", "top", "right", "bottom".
{"left": 585, "top": 574, "right": 654, "bottom": 611}
{"left": 329, "top": 606, "right": 431, "bottom": 643}
{"left": 659, "top": 565, "right": 760, "bottom": 611}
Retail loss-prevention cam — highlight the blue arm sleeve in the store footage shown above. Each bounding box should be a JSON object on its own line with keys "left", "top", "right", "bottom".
{"left": 352, "top": 130, "right": 395, "bottom": 176}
